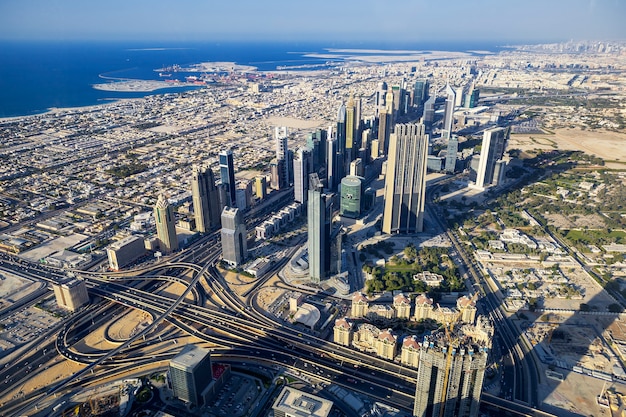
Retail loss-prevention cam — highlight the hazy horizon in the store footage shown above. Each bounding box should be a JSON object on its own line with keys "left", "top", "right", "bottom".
{"left": 1, "top": 0, "right": 624, "bottom": 44}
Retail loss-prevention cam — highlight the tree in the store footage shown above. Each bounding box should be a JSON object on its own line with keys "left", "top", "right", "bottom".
{"left": 404, "top": 244, "right": 417, "bottom": 260}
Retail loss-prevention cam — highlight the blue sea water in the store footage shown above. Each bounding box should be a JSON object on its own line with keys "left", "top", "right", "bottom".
{"left": 0, "top": 40, "right": 502, "bottom": 118}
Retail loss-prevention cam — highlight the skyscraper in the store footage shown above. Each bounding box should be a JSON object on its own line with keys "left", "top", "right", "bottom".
{"left": 255, "top": 175, "right": 267, "bottom": 200}
{"left": 307, "top": 173, "right": 331, "bottom": 283}
{"left": 340, "top": 176, "right": 362, "bottom": 218}
{"left": 191, "top": 165, "right": 221, "bottom": 233}
{"left": 275, "top": 126, "right": 289, "bottom": 188}
{"left": 377, "top": 109, "right": 390, "bottom": 156}
{"left": 52, "top": 279, "right": 89, "bottom": 312}
{"left": 473, "top": 127, "right": 508, "bottom": 190}
{"left": 336, "top": 103, "right": 346, "bottom": 155}
{"left": 219, "top": 150, "right": 236, "bottom": 207}
{"left": 445, "top": 135, "right": 459, "bottom": 174}
{"left": 423, "top": 95, "right": 436, "bottom": 128}
{"left": 413, "top": 318, "right": 493, "bottom": 417}
{"left": 345, "top": 94, "right": 357, "bottom": 163}
{"left": 382, "top": 123, "right": 429, "bottom": 234}
{"left": 220, "top": 206, "right": 247, "bottom": 266}
{"left": 413, "top": 79, "right": 429, "bottom": 107}
{"left": 154, "top": 193, "right": 178, "bottom": 254}
{"left": 326, "top": 138, "right": 338, "bottom": 192}
{"left": 293, "top": 148, "right": 310, "bottom": 204}
{"left": 442, "top": 83, "right": 456, "bottom": 139}
{"left": 169, "top": 344, "right": 213, "bottom": 406}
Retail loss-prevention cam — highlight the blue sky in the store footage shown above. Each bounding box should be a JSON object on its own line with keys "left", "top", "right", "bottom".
{"left": 1, "top": 0, "right": 624, "bottom": 43}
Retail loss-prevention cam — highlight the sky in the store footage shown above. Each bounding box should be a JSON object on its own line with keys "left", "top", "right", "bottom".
{"left": 0, "top": 0, "right": 625, "bottom": 44}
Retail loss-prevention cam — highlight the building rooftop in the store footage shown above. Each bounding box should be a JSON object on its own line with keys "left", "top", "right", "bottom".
{"left": 272, "top": 387, "right": 333, "bottom": 417}
{"left": 169, "top": 345, "right": 210, "bottom": 371}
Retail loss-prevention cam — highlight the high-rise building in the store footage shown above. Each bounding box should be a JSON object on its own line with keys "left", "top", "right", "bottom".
{"left": 423, "top": 95, "right": 436, "bottom": 128}
{"left": 169, "top": 345, "right": 213, "bottom": 406}
{"left": 382, "top": 123, "right": 429, "bottom": 234}
{"left": 293, "top": 148, "right": 310, "bottom": 204}
{"left": 255, "top": 175, "right": 267, "bottom": 200}
{"left": 349, "top": 158, "right": 363, "bottom": 177}
{"left": 445, "top": 135, "right": 459, "bottom": 174}
{"left": 191, "top": 165, "right": 221, "bottom": 233}
{"left": 52, "top": 279, "right": 89, "bottom": 312}
{"left": 326, "top": 138, "right": 338, "bottom": 192}
{"left": 463, "top": 83, "right": 480, "bottom": 108}
{"left": 377, "top": 109, "right": 390, "bottom": 156}
{"left": 443, "top": 83, "right": 456, "bottom": 139}
{"left": 154, "top": 194, "right": 178, "bottom": 254}
{"left": 345, "top": 94, "right": 357, "bottom": 163}
{"left": 275, "top": 126, "right": 289, "bottom": 188}
{"left": 220, "top": 207, "right": 247, "bottom": 266}
{"left": 336, "top": 103, "right": 346, "bottom": 154}
{"left": 375, "top": 81, "right": 388, "bottom": 116}
{"left": 413, "top": 79, "right": 429, "bottom": 107}
{"left": 307, "top": 173, "right": 331, "bottom": 283}
{"left": 340, "top": 176, "right": 363, "bottom": 218}
{"left": 473, "top": 127, "right": 508, "bottom": 190}
{"left": 413, "top": 318, "right": 493, "bottom": 417}
{"left": 107, "top": 235, "right": 146, "bottom": 271}
{"left": 219, "top": 150, "right": 236, "bottom": 207}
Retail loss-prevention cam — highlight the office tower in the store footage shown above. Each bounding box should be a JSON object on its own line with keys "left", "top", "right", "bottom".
{"left": 52, "top": 279, "right": 89, "bottom": 312}
{"left": 427, "top": 155, "right": 444, "bottom": 172}
{"left": 154, "top": 193, "right": 179, "bottom": 254}
{"left": 445, "top": 135, "right": 459, "bottom": 174}
{"left": 340, "top": 176, "right": 363, "bottom": 218}
{"left": 269, "top": 159, "right": 281, "bottom": 190}
{"left": 326, "top": 138, "right": 338, "bottom": 191}
{"left": 413, "top": 318, "right": 493, "bottom": 417}
{"left": 382, "top": 123, "right": 428, "bottom": 234}
{"left": 413, "top": 79, "right": 429, "bottom": 107}
{"left": 354, "top": 95, "right": 362, "bottom": 139}
{"left": 349, "top": 158, "right": 363, "bottom": 177}
{"left": 275, "top": 126, "right": 289, "bottom": 188}
{"left": 463, "top": 83, "right": 479, "bottom": 108}
{"left": 255, "top": 175, "right": 267, "bottom": 200}
{"left": 220, "top": 207, "right": 247, "bottom": 266}
{"left": 443, "top": 83, "right": 456, "bottom": 139}
{"left": 293, "top": 148, "right": 310, "bottom": 204}
{"left": 391, "top": 85, "right": 403, "bottom": 115}
{"left": 307, "top": 173, "right": 331, "bottom": 283}
{"left": 385, "top": 90, "right": 395, "bottom": 120}
{"left": 169, "top": 345, "right": 213, "bottom": 406}
{"left": 235, "top": 181, "right": 253, "bottom": 210}
{"left": 345, "top": 94, "right": 357, "bottom": 163}
{"left": 375, "top": 81, "right": 388, "bottom": 116}
{"left": 191, "top": 165, "right": 221, "bottom": 233}
{"left": 423, "top": 95, "right": 436, "bottom": 128}
{"left": 474, "top": 127, "right": 508, "bottom": 190}
{"left": 219, "top": 150, "right": 236, "bottom": 207}
{"left": 336, "top": 103, "right": 346, "bottom": 154}
{"left": 107, "top": 235, "right": 146, "bottom": 271}
{"left": 377, "top": 109, "right": 390, "bottom": 156}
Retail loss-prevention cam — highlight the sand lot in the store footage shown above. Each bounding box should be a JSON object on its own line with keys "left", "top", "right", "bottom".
{"left": 509, "top": 128, "right": 626, "bottom": 168}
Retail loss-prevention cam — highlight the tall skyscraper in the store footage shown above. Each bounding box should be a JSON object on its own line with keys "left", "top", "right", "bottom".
{"left": 377, "top": 109, "right": 390, "bottom": 156}
{"left": 307, "top": 173, "right": 331, "bottom": 283}
{"left": 413, "top": 318, "right": 493, "bottom": 417}
{"left": 382, "top": 123, "right": 429, "bottom": 234}
{"left": 336, "top": 103, "right": 346, "bottom": 155}
{"left": 423, "top": 95, "right": 436, "bottom": 128}
{"left": 340, "top": 176, "right": 362, "bottom": 218}
{"left": 191, "top": 165, "right": 221, "bottom": 233}
{"left": 169, "top": 344, "right": 213, "bottom": 406}
{"left": 219, "top": 150, "right": 236, "bottom": 207}
{"left": 255, "top": 175, "right": 267, "bottom": 200}
{"left": 473, "top": 127, "right": 508, "bottom": 190}
{"left": 326, "top": 138, "right": 338, "bottom": 192}
{"left": 275, "top": 126, "right": 289, "bottom": 188}
{"left": 345, "top": 94, "right": 357, "bottom": 163}
{"left": 154, "top": 193, "right": 178, "bottom": 254}
{"left": 413, "top": 79, "right": 429, "bottom": 107}
{"left": 445, "top": 135, "right": 459, "bottom": 174}
{"left": 443, "top": 83, "right": 456, "bottom": 139}
{"left": 293, "top": 148, "right": 310, "bottom": 204}
{"left": 220, "top": 206, "right": 247, "bottom": 266}
{"left": 375, "top": 81, "right": 388, "bottom": 117}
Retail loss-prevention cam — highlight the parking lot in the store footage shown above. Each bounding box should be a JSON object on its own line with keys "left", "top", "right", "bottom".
{"left": 205, "top": 374, "right": 261, "bottom": 417}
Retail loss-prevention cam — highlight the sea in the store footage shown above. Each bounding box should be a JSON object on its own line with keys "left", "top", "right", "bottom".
{"left": 0, "top": 40, "right": 504, "bottom": 118}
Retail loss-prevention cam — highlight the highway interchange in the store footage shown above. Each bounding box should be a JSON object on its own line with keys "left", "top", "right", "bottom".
{"left": 0, "top": 194, "right": 557, "bottom": 417}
